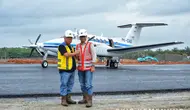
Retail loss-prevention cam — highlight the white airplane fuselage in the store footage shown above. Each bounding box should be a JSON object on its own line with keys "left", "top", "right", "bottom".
{"left": 37, "top": 35, "right": 131, "bottom": 57}
{"left": 24, "top": 23, "right": 183, "bottom": 68}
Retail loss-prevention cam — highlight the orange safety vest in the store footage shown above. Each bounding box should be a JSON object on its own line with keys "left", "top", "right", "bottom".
{"left": 76, "top": 42, "right": 92, "bottom": 71}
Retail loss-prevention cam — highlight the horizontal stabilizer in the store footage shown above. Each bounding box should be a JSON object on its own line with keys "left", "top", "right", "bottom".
{"left": 118, "top": 23, "right": 168, "bottom": 28}
{"left": 107, "top": 41, "right": 184, "bottom": 53}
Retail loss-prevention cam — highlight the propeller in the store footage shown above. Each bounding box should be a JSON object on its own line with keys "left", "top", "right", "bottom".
{"left": 29, "top": 34, "right": 43, "bottom": 57}
{"left": 29, "top": 48, "right": 35, "bottom": 57}
{"left": 35, "top": 34, "right": 41, "bottom": 45}
{"left": 28, "top": 39, "right": 33, "bottom": 44}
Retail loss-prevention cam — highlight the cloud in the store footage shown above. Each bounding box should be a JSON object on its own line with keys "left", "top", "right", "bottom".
{"left": 123, "top": 0, "right": 190, "bottom": 16}
{"left": 0, "top": 0, "right": 127, "bottom": 32}
{"left": 0, "top": 0, "right": 127, "bottom": 18}
{"left": 104, "top": 0, "right": 190, "bottom": 48}
{"left": 0, "top": 0, "right": 189, "bottom": 49}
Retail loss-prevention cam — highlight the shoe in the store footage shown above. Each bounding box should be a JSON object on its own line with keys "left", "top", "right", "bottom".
{"left": 78, "top": 93, "right": 87, "bottom": 104}
{"left": 66, "top": 94, "right": 77, "bottom": 104}
{"left": 61, "top": 96, "right": 68, "bottom": 106}
{"left": 86, "top": 95, "right": 92, "bottom": 108}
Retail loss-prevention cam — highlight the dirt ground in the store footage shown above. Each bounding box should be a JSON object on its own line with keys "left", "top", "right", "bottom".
{"left": 0, "top": 92, "right": 190, "bottom": 110}
{"left": 1, "top": 58, "right": 190, "bottom": 65}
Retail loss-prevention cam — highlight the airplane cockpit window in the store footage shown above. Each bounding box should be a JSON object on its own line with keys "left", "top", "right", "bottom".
{"left": 108, "top": 39, "right": 114, "bottom": 47}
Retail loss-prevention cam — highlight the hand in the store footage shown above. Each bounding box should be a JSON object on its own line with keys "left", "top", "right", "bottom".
{"left": 75, "top": 50, "right": 80, "bottom": 55}
{"left": 90, "top": 66, "right": 95, "bottom": 72}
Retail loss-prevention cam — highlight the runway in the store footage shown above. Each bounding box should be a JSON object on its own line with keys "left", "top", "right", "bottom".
{"left": 0, "top": 64, "right": 190, "bottom": 97}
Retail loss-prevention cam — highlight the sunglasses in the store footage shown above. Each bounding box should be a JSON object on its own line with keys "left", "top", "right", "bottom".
{"left": 80, "top": 36, "right": 87, "bottom": 38}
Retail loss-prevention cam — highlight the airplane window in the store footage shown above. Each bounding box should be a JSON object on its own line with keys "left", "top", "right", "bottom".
{"left": 100, "top": 39, "right": 103, "bottom": 43}
{"left": 104, "top": 40, "right": 107, "bottom": 43}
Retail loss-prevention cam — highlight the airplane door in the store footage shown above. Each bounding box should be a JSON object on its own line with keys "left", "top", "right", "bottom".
{"left": 108, "top": 39, "right": 114, "bottom": 47}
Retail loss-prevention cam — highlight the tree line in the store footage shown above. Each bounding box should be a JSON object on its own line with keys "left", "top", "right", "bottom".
{"left": 123, "top": 47, "right": 190, "bottom": 59}
{"left": 0, "top": 47, "right": 40, "bottom": 59}
{"left": 0, "top": 47, "right": 190, "bottom": 59}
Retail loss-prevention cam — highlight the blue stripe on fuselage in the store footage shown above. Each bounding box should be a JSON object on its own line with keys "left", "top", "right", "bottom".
{"left": 44, "top": 43, "right": 76, "bottom": 47}
{"left": 44, "top": 43, "right": 61, "bottom": 45}
{"left": 44, "top": 46, "right": 58, "bottom": 48}
{"left": 43, "top": 41, "right": 132, "bottom": 48}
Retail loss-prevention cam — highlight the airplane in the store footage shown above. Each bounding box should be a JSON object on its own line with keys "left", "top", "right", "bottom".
{"left": 23, "top": 23, "right": 184, "bottom": 68}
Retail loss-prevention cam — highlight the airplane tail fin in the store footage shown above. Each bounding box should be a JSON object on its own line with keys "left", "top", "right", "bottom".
{"left": 118, "top": 23, "right": 168, "bottom": 46}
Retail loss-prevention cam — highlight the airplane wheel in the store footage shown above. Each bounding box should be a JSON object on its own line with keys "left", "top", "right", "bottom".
{"left": 42, "top": 60, "right": 48, "bottom": 68}
{"left": 106, "top": 60, "right": 110, "bottom": 66}
{"left": 113, "top": 62, "right": 118, "bottom": 68}
{"left": 110, "top": 61, "right": 114, "bottom": 68}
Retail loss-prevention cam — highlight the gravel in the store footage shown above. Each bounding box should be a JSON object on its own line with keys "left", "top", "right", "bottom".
{"left": 0, "top": 92, "right": 190, "bottom": 110}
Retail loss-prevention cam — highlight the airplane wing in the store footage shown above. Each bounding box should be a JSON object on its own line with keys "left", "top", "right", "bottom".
{"left": 107, "top": 41, "right": 184, "bottom": 53}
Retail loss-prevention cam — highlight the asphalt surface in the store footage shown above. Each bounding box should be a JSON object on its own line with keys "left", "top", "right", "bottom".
{"left": 0, "top": 64, "right": 190, "bottom": 96}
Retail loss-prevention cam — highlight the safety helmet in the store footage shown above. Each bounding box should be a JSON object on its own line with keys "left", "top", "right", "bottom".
{"left": 78, "top": 29, "right": 88, "bottom": 37}
{"left": 64, "top": 30, "right": 74, "bottom": 38}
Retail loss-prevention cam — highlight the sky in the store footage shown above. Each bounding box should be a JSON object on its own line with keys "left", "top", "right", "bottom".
{"left": 0, "top": 0, "right": 190, "bottom": 49}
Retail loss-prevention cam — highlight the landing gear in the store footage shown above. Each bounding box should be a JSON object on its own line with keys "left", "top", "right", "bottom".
{"left": 113, "top": 61, "right": 119, "bottom": 68}
{"left": 42, "top": 60, "right": 48, "bottom": 68}
{"left": 106, "top": 59, "right": 119, "bottom": 69}
{"left": 41, "top": 52, "right": 48, "bottom": 68}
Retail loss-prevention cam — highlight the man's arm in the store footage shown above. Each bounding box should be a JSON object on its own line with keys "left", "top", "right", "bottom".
{"left": 58, "top": 45, "right": 78, "bottom": 57}
{"left": 75, "top": 47, "right": 80, "bottom": 60}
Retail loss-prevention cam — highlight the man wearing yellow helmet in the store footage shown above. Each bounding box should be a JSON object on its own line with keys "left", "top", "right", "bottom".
{"left": 57, "top": 30, "right": 80, "bottom": 106}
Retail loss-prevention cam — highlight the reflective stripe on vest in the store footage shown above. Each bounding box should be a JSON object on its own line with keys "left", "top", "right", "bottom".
{"left": 57, "top": 44, "right": 74, "bottom": 70}
{"left": 76, "top": 42, "right": 92, "bottom": 71}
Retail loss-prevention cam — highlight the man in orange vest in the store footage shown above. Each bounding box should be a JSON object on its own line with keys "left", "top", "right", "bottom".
{"left": 76, "top": 29, "right": 97, "bottom": 108}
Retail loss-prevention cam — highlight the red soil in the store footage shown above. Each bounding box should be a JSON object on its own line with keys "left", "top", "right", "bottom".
{"left": 0, "top": 58, "right": 190, "bottom": 65}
